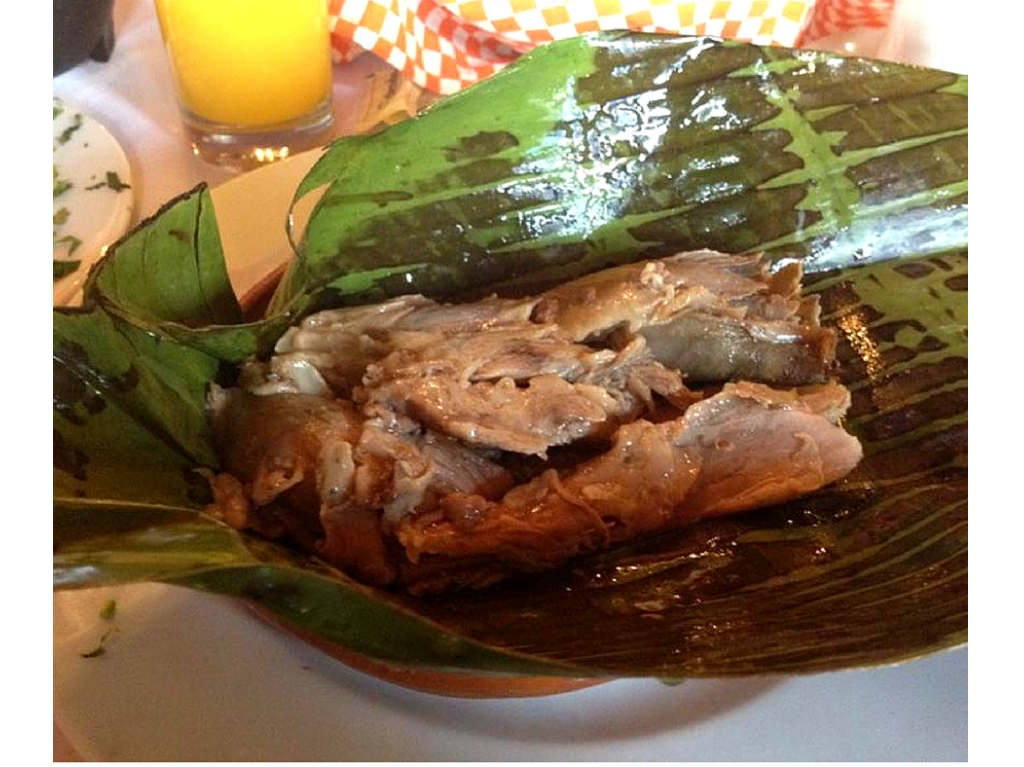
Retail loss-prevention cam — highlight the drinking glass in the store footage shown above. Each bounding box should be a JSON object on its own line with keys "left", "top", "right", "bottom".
{"left": 155, "top": 0, "right": 335, "bottom": 170}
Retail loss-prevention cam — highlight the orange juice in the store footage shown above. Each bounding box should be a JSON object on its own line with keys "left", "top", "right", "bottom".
{"left": 155, "top": 0, "right": 332, "bottom": 128}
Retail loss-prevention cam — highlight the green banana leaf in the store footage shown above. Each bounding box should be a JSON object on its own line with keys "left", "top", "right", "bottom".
{"left": 270, "top": 32, "right": 965, "bottom": 315}
{"left": 81, "top": 187, "right": 289, "bottom": 362}
{"left": 53, "top": 32, "right": 967, "bottom": 679}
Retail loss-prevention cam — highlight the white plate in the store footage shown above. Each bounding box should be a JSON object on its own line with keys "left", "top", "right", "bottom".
{"left": 54, "top": 582, "right": 965, "bottom": 761}
{"left": 53, "top": 99, "right": 134, "bottom": 306}
{"left": 54, "top": 11, "right": 968, "bottom": 758}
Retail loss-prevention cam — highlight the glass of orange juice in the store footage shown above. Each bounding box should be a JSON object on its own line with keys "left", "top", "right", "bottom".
{"left": 154, "top": 0, "right": 334, "bottom": 170}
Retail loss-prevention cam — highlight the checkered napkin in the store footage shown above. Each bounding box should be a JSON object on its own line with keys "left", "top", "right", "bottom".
{"left": 328, "top": 0, "right": 895, "bottom": 94}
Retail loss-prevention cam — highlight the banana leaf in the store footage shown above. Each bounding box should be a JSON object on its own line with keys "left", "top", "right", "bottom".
{"left": 54, "top": 33, "right": 967, "bottom": 679}
{"left": 271, "top": 32, "right": 965, "bottom": 315}
{"left": 81, "top": 187, "right": 289, "bottom": 362}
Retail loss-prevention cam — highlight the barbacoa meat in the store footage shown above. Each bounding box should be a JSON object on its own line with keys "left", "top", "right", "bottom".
{"left": 209, "top": 250, "right": 859, "bottom": 593}
{"left": 532, "top": 250, "right": 836, "bottom": 384}
{"left": 395, "top": 382, "right": 860, "bottom": 592}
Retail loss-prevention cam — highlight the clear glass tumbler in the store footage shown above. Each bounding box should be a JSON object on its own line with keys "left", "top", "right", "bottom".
{"left": 155, "top": 0, "right": 335, "bottom": 170}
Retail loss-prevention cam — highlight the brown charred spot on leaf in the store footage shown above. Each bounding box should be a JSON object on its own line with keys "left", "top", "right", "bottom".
{"left": 215, "top": 360, "right": 240, "bottom": 388}
{"left": 859, "top": 423, "right": 966, "bottom": 479}
{"left": 84, "top": 392, "right": 105, "bottom": 414}
{"left": 417, "top": 158, "right": 516, "bottom": 194}
{"left": 54, "top": 429, "right": 88, "bottom": 481}
{"left": 239, "top": 576, "right": 304, "bottom": 606}
{"left": 848, "top": 387, "right": 874, "bottom": 418}
{"left": 110, "top": 364, "right": 140, "bottom": 392}
{"left": 857, "top": 304, "right": 884, "bottom": 324}
{"left": 814, "top": 281, "right": 860, "bottom": 317}
{"left": 443, "top": 131, "right": 519, "bottom": 162}
{"left": 56, "top": 339, "right": 90, "bottom": 367}
{"left": 53, "top": 361, "right": 86, "bottom": 424}
{"left": 834, "top": 339, "right": 864, "bottom": 368}
{"left": 53, "top": 358, "right": 104, "bottom": 424}
{"left": 580, "top": 39, "right": 760, "bottom": 106}
{"left": 844, "top": 135, "right": 966, "bottom": 206}
{"left": 852, "top": 357, "right": 968, "bottom": 416}
{"left": 56, "top": 340, "right": 139, "bottom": 394}
{"left": 627, "top": 184, "right": 815, "bottom": 252}
{"left": 893, "top": 261, "right": 934, "bottom": 279}
{"left": 817, "top": 93, "right": 967, "bottom": 154}
{"left": 169, "top": 228, "right": 192, "bottom": 243}
{"left": 836, "top": 341, "right": 921, "bottom": 385}
{"left": 322, "top": 189, "right": 415, "bottom": 209}
{"left": 184, "top": 467, "right": 215, "bottom": 505}
{"left": 917, "top": 335, "right": 948, "bottom": 352}
{"left": 746, "top": 484, "right": 879, "bottom": 531}
{"left": 944, "top": 274, "right": 967, "bottom": 291}
{"left": 861, "top": 386, "right": 967, "bottom": 442}
{"left": 880, "top": 345, "right": 917, "bottom": 368}
{"left": 870, "top": 319, "right": 926, "bottom": 343}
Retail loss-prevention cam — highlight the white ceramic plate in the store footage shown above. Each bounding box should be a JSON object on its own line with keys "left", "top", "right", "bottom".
{"left": 53, "top": 99, "right": 134, "bottom": 306}
{"left": 54, "top": 582, "right": 965, "bottom": 761}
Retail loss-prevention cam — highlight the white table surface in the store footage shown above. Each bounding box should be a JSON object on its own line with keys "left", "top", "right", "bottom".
{"left": 53, "top": 0, "right": 968, "bottom": 760}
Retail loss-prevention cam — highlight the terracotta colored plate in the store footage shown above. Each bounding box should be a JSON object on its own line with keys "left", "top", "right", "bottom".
{"left": 248, "top": 603, "right": 606, "bottom": 698}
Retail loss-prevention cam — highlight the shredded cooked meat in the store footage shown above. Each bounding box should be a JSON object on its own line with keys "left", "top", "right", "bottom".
{"left": 394, "top": 382, "right": 861, "bottom": 591}
{"left": 209, "top": 250, "right": 859, "bottom": 592}
{"left": 533, "top": 251, "right": 836, "bottom": 384}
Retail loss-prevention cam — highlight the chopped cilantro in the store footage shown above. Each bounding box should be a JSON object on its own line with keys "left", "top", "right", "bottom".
{"left": 56, "top": 235, "right": 82, "bottom": 255}
{"left": 80, "top": 626, "right": 117, "bottom": 659}
{"left": 57, "top": 113, "right": 83, "bottom": 145}
{"left": 53, "top": 259, "right": 81, "bottom": 281}
{"left": 105, "top": 171, "right": 130, "bottom": 191}
{"left": 54, "top": 166, "right": 72, "bottom": 198}
{"left": 99, "top": 599, "right": 117, "bottom": 621}
{"left": 53, "top": 207, "right": 70, "bottom": 226}
{"left": 86, "top": 171, "right": 131, "bottom": 192}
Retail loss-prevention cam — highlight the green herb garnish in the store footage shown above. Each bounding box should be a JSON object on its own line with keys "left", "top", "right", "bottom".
{"left": 57, "top": 113, "right": 83, "bottom": 145}
{"left": 78, "top": 626, "right": 116, "bottom": 655}
{"left": 79, "top": 601, "right": 120, "bottom": 656}
{"left": 86, "top": 171, "right": 131, "bottom": 192}
{"left": 54, "top": 236, "right": 82, "bottom": 256}
{"left": 53, "top": 259, "right": 81, "bottom": 280}
{"left": 106, "top": 171, "right": 130, "bottom": 192}
{"left": 53, "top": 207, "right": 70, "bottom": 226}
{"left": 53, "top": 165, "right": 72, "bottom": 198}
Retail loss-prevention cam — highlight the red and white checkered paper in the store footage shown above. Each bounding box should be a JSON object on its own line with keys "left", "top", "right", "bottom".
{"left": 328, "top": 0, "right": 895, "bottom": 94}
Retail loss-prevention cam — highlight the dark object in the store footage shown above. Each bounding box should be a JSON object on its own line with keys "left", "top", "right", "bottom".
{"left": 54, "top": 0, "right": 116, "bottom": 76}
